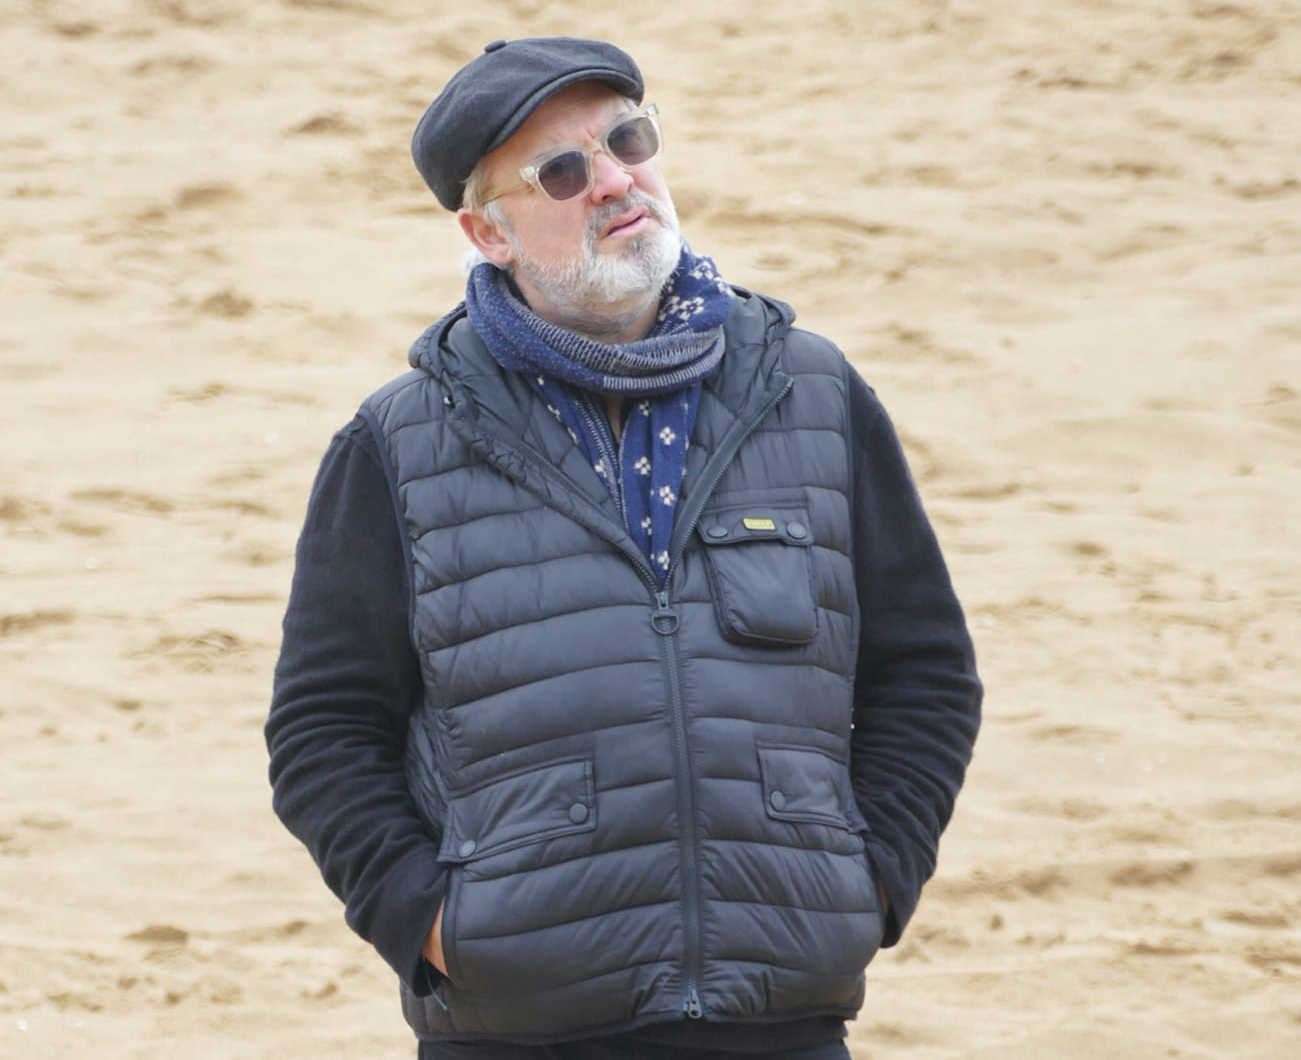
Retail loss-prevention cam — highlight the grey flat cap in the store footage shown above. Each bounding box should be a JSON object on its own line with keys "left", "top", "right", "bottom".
{"left": 410, "top": 36, "right": 645, "bottom": 211}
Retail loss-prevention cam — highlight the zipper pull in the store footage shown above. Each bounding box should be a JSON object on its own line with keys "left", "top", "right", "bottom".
{"left": 683, "top": 985, "right": 702, "bottom": 1018}
{"left": 650, "top": 590, "right": 679, "bottom": 636}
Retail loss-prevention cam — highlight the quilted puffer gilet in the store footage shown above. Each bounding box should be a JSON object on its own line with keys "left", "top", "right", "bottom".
{"left": 359, "top": 288, "right": 884, "bottom": 1043}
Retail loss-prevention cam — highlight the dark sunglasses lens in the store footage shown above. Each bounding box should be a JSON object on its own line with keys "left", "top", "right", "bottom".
{"left": 608, "top": 115, "right": 659, "bottom": 166}
{"left": 536, "top": 151, "right": 590, "bottom": 200}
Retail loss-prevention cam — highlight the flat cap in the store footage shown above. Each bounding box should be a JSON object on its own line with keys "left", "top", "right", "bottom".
{"left": 411, "top": 37, "right": 644, "bottom": 211}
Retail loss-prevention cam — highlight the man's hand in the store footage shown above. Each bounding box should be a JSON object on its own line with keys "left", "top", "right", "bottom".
{"left": 422, "top": 896, "right": 448, "bottom": 978}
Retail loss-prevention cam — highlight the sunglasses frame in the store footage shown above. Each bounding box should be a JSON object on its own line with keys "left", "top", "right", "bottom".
{"left": 477, "top": 103, "right": 662, "bottom": 207}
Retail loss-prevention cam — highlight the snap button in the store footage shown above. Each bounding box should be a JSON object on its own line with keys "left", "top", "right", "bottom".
{"left": 458, "top": 838, "right": 477, "bottom": 857}
{"left": 786, "top": 521, "right": 808, "bottom": 539}
{"left": 769, "top": 790, "right": 786, "bottom": 811}
{"left": 483, "top": 39, "right": 507, "bottom": 52}
{"left": 568, "top": 802, "right": 589, "bottom": 824}
{"left": 705, "top": 525, "right": 728, "bottom": 539}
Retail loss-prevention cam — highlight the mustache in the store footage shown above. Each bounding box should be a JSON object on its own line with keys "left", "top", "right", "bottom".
{"left": 585, "top": 192, "right": 668, "bottom": 243}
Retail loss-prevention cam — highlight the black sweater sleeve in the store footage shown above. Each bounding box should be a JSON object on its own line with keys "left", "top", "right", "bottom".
{"left": 265, "top": 415, "right": 448, "bottom": 997}
{"left": 845, "top": 364, "right": 984, "bottom": 948}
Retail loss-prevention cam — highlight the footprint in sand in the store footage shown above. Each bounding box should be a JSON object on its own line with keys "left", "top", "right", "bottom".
{"left": 71, "top": 487, "right": 174, "bottom": 515}
{"left": 128, "top": 53, "right": 214, "bottom": 77}
{"left": 125, "top": 924, "right": 189, "bottom": 946}
{"left": 1, "top": 610, "right": 76, "bottom": 637}
{"left": 197, "top": 289, "right": 255, "bottom": 318}
{"left": 174, "top": 182, "right": 242, "bottom": 211}
{"left": 1108, "top": 858, "right": 1196, "bottom": 887}
{"left": 1027, "top": 722, "right": 1119, "bottom": 744}
{"left": 132, "top": 630, "right": 250, "bottom": 673}
{"left": 287, "top": 112, "right": 363, "bottom": 136}
{"left": 1009, "top": 795, "right": 1107, "bottom": 821}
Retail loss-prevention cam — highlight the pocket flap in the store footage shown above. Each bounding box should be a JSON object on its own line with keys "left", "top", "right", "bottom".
{"left": 696, "top": 504, "right": 814, "bottom": 548}
{"left": 757, "top": 741, "right": 854, "bottom": 830}
{"left": 695, "top": 499, "right": 818, "bottom": 646}
{"left": 437, "top": 754, "right": 596, "bottom": 863}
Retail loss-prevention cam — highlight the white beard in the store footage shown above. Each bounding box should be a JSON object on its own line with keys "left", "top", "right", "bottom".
{"left": 508, "top": 191, "right": 683, "bottom": 320}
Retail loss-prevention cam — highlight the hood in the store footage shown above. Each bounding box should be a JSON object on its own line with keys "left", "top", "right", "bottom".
{"left": 408, "top": 301, "right": 466, "bottom": 375}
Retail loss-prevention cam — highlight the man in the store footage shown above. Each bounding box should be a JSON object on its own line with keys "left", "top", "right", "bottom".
{"left": 265, "top": 36, "right": 983, "bottom": 1060}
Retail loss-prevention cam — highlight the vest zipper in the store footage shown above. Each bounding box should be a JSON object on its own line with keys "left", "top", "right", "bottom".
{"left": 645, "top": 372, "right": 795, "bottom": 1025}
{"left": 651, "top": 587, "right": 701, "bottom": 1018}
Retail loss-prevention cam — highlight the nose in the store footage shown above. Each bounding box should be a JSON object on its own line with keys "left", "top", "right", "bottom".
{"left": 588, "top": 148, "right": 634, "bottom": 204}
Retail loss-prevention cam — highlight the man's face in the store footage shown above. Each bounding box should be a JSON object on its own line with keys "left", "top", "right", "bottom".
{"left": 464, "top": 81, "right": 682, "bottom": 316}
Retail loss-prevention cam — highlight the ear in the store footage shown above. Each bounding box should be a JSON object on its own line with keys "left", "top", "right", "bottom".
{"left": 457, "top": 207, "right": 515, "bottom": 269}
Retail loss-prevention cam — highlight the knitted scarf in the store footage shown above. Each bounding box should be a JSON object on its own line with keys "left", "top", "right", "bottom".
{"left": 464, "top": 242, "right": 734, "bottom": 587}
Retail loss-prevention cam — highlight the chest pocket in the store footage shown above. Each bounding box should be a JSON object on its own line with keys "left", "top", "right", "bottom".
{"left": 695, "top": 491, "right": 818, "bottom": 647}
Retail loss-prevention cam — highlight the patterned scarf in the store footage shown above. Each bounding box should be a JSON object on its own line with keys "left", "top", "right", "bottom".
{"left": 464, "top": 243, "right": 734, "bottom": 586}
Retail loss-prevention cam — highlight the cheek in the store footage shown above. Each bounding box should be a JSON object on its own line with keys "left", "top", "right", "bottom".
{"left": 634, "top": 167, "right": 672, "bottom": 208}
{"left": 512, "top": 210, "right": 586, "bottom": 262}
{"left": 545, "top": 216, "right": 591, "bottom": 260}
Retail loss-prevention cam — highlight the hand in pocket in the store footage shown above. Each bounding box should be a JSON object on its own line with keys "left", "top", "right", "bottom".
{"left": 422, "top": 896, "right": 448, "bottom": 979}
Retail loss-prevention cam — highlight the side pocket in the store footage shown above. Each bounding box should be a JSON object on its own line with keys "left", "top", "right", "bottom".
{"left": 436, "top": 753, "right": 597, "bottom": 864}
{"left": 844, "top": 800, "right": 880, "bottom": 910}
{"left": 440, "top": 864, "right": 464, "bottom": 988}
{"left": 697, "top": 497, "right": 818, "bottom": 647}
{"left": 434, "top": 754, "right": 598, "bottom": 995}
{"left": 861, "top": 845, "right": 882, "bottom": 914}
{"left": 756, "top": 740, "right": 883, "bottom": 976}
{"left": 757, "top": 741, "right": 859, "bottom": 833}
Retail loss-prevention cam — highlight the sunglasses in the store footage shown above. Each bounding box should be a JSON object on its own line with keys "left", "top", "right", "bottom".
{"left": 478, "top": 103, "right": 662, "bottom": 206}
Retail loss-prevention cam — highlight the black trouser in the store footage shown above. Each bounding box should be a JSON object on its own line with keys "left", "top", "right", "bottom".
{"left": 418, "top": 1038, "right": 853, "bottom": 1059}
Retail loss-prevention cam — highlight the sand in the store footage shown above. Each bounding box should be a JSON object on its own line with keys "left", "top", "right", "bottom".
{"left": 2, "top": 1, "right": 1298, "bottom": 1056}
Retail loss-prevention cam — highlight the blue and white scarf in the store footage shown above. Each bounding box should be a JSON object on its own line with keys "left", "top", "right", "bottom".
{"left": 465, "top": 243, "right": 734, "bottom": 586}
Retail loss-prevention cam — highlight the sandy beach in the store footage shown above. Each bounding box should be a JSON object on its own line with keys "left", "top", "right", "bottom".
{"left": 2, "top": 1, "right": 1298, "bottom": 1056}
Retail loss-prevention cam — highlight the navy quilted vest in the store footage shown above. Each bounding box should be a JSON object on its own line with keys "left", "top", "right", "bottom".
{"left": 359, "top": 288, "right": 884, "bottom": 1043}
